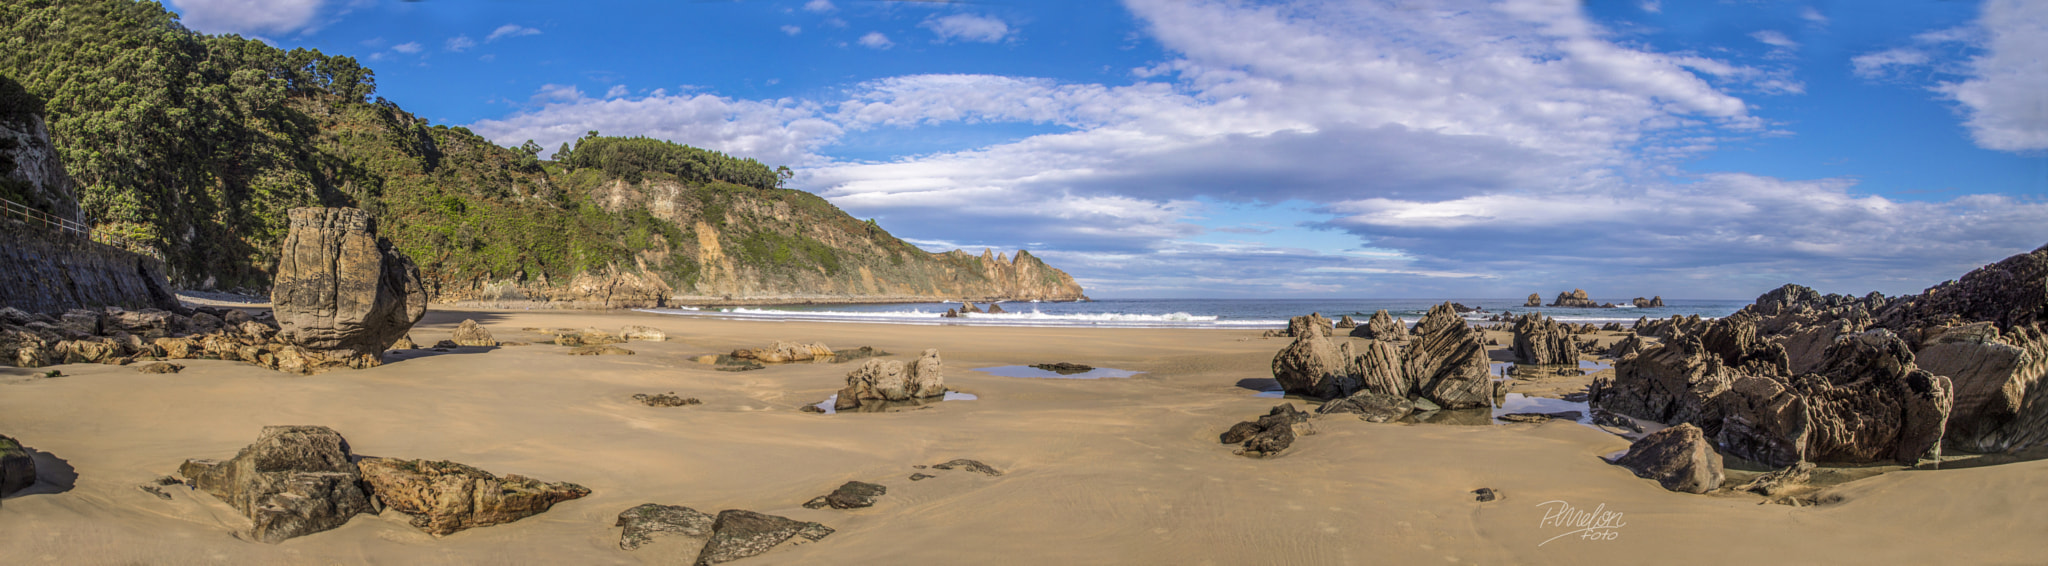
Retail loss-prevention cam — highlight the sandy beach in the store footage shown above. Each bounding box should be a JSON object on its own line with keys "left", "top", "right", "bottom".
{"left": 3, "top": 309, "right": 2044, "bottom": 565}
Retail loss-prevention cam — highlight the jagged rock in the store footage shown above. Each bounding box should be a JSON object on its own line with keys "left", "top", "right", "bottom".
{"left": 1914, "top": 322, "right": 2048, "bottom": 452}
{"left": 177, "top": 426, "right": 372, "bottom": 543}
{"left": 1601, "top": 322, "right": 1625, "bottom": 332}
{"left": 356, "top": 458, "right": 591, "bottom": 536}
{"left": 1287, "top": 313, "right": 1335, "bottom": 338}
{"left": 1, "top": 434, "right": 35, "bottom": 498}
{"left": 270, "top": 208, "right": 426, "bottom": 371}
{"left": 1403, "top": 303, "right": 1494, "bottom": 409}
{"left": 451, "top": 319, "right": 495, "bottom": 347}
{"left": 137, "top": 362, "right": 183, "bottom": 374}
{"left": 1736, "top": 461, "right": 1817, "bottom": 497}
{"left": 616, "top": 503, "right": 715, "bottom": 551}
{"left": 960, "top": 302, "right": 983, "bottom": 314}
{"left": 1316, "top": 390, "right": 1414, "bottom": 423}
{"left": 620, "top": 325, "right": 668, "bottom": 342}
{"left": 1608, "top": 334, "right": 1646, "bottom": 359}
{"left": 986, "top": 303, "right": 1007, "bottom": 314}
{"left": 836, "top": 349, "right": 944, "bottom": 410}
{"left": 695, "top": 510, "right": 834, "bottom": 566}
{"left": 802, "top": 481, "right": 886, "bottom": 509}
{"left": 1510, "top": 313, "right": 1577, "bottom": 365}
{"left": 570, "top": 344, "right": 635, "bottom": 356}
{"left": 1611, "top": 423, "right": 1724, "bottom": 494}
{"left": 391, "top": 335, "right": 418, "bottom": 350}
{"left": 732, "top": 341, "right": 833, "bottom": 363}
{"left": 1270, "top": 330, "right": 1358, "bottom": 399}
{"left": 941, "top": 308, "right": 959, "bottom": 318}
{"left": 634, "top": 393, "right": 702, "bottom": 407}
{"left": 1633, "top": 296, "right": 1666, "bottom": 308}
{"left": 1549, "top": 289, "right": 1601, "bottom": 308}
{"left": 931, "top": 458, "right": 1004, "bottom": 476}
{"left": 1525, "top": 293, "right": 1543, "bottom": 307}
{"left": 1348, "top": 309, "right": 1404, "bottom": 340}
{"left": 1222, "top": 404, "right": 1311, "bottom": 457}
{"left": 1335, "top": 315, "right": 1358, "bottom": 328}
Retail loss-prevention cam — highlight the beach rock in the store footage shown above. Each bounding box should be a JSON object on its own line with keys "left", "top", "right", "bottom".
{"left": 570, "top": 344, "right": 635, "bottom": 356}
{"left": 620, "top": 325, "right": 668, "bottom": 342}
{"left": 634, "top": 393, "right": 702, "bottom": 407}
{"left": 1795, "top": 331, "right": 1953, "bottom": 464}
{"left": 391, "top": 335, "right": 417, "bottom": 350}
{"left": 1499, "top": 411, "right": 1584, "bottom": 423}
{"left": 1633, "top": 297, "right": 1666, "bottom": 308}
{"left": 1608, "top": 334, "right": 1647, "bottom": 359}
{"left": 1510, "top": 313, "right": 1577, "bottom": 365}
{"left": 838, "top": 349, "right": 945, "bottom": 409}
{"left": 1030, "top": 362, "right": 1093, "bottom": 375}
{"left": 1403, "top": 303, "right": 1494, "bottom": 409}
{"left": 1286, "top": 313, "right": 1335, "bottom": 338}
{"left": 1913, "top": 322, "right": 2048, "bottom": 452}
{"left": 1611, "top": 423, "right": 1724, "bottom": 494}
{"left": 137, "top": 362, "right": 183, "bottom": 374}
{"left": 1525, "top": 293, "right": 1543, "bottom": 307}
{"left": 987, "top": 303, "right": 1007, "bottom": 314}
{"left": 0, "top": 434, "right": 35, "bottom": 498}
{"left": 802, "top": 481, "right": 886, "bottom": 509}
{"left": 451, "top": 319, "right": 495, "bottom": 347}
{"left": 270, "top": 208, "right": 426, "bottom": 371}
{"left": 177, "top": 425, "right": 372, "bottom": 543}
{"left": 909, "top": 473, "right": 935, "bottom": 481}
{"left": 1271, "top": 330, "right": 1358, "bottom": 399}
{"left": 1736, "top": 461, "right": 1817, "bottom": 497}
{"left": 695, "top": 509, "right": 834, "bottom": 566}
{"left": 732, "top": 341, "right": 833, "bottom": 363}
{"left": 930, "top": 459, "right": 1004, "bottom": 476}
{"left": 616, "top": 503, "right": 716, "bottom": 551}
{"left": 1222, "top": 404, "right": 1310, "bottom": 457}
{"left": 1472, "top": 487, "right": 1501, "bottom": 502}
{"left": 1349, "top": 309, "right": 1404, "bottom": 340}
{"left": 960, "top": 302, "right": 983, "bottom": 314}
{"left": 1316, "top": 390, "right": 1414, "bottom": 422}
{"left": 1591, "top": 333, "right": 1739, "bottom": 432}
{"left": 356, "top": 458, "right": 591, "bottom": 536}
{"left": 1550, "top": 289, "right": 1600, "bottom": 308}
{"left": 1335, "top": 315, "right": 1358, "bottom": 328}
{"left": 556, "top": 328, "right": 624, "bottom": 346}
{"left": 432, "top": 339, "right": 460, "bottom": 349}
{"left": 941, "top": 309, "right": 960, "bottom": 318}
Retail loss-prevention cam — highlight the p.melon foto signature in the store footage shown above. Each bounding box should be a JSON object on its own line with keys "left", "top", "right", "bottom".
{"left": 1536, "top": 500, "right": 1627, "bottom": 546}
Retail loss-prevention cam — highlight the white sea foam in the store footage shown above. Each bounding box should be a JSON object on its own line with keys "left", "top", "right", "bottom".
{"left": 641, "top": 307, "right": 1285, "bottom": 328}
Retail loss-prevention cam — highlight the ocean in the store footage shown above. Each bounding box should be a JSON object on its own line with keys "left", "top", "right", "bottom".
{"left": 640, "top": 297, "right": 1750, "bottom": 329}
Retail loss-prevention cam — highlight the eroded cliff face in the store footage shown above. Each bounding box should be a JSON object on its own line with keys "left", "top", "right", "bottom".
{"left": 430, "top": 178, "right": 1086, "bottom": 307}
{"left": 0, "top": 108, "right": 80, "bottom": 223}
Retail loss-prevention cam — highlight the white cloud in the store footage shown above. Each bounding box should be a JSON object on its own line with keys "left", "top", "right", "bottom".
{"left": 1851, "top": 48, "right": 1929, "bottom": 79}
{"left": 168, "top": 0, "right": 325, "bottom": 35}
{"left": 781, "top": 25, "right": 802, "bottom": 36}
{"left": 1639, "top": 0, "right": 1660, "bottom": 14}
{"left": 486, "top": 24, "right": 542, "bottom": 42}
{"left": 1800, "top": 7, "right": 1828, "bottom": 26}
{"left": 605, "top": 85, "right": 630, "bottom": 99}
{"left": 1751, "top": 30, "right": 1797, "bottom": 50}
{"left": 804, "top": 0, "right": 835, "bottom": 13}
{"left": 1936, "top": 0, "right": 2048, "bottom": 151}
{"left": 470, "top": 85, "right": 842, "bottom": 166}
{"left": 922, "top": 14, "right": 1013, "bottom": 43}
{"left": 857, "top": 31, "right": 894, "bottom": 50}
{"left": 446, "top": 35, "right": 476, "bottom": 52}
{"left": 391, "top": 42, "right": 423, "bottom": 54}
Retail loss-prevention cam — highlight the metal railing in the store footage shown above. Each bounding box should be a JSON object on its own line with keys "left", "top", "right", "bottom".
{"left": 0, "top": 196, "right": 134, "bottom": 249}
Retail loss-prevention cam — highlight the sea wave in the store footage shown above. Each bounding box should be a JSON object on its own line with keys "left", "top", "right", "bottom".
{"left": 640, "top": 307, "right": 1286, "bottom": 328}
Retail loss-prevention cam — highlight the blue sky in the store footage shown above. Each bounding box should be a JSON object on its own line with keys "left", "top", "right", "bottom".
{"left": 168, "top": 0, "right": 2046, "bottom": 300}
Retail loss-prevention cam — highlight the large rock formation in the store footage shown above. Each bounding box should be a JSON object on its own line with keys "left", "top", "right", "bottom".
{"left": 1549, "top": 289, "right": 1602, "bottom": 308}
{"left": 177, "top": 426, "right": 373, "bottom": 543}
{"left": 1525, "top": 293, "right": 1543, "bottom": 307}
{"left": 357, "top": 458, "right": 590, "bottom": 536}
{"left": 1510, "top": 313, "right": 1577, "bottom": 365}
{"left": 1633, "top": 296, "right": 1666, "bottom": 308}
{"left": 1347, "top": 309, "right": 1404, "bottom": 340}
{"left": 835, "top": 349, "right": 945, "bottom": 410}
{"left": 271, "top": 208, "right": 426, "bottom": 370}
{"left": 1612, "top": 423, "right": 1724, "bottom": 494}
{"left": 1269, "top": 303, "right": 1490, "bottom": 409}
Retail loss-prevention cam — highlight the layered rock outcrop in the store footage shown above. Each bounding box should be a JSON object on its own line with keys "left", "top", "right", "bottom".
{"left": 835, "top": 349, "right": 945, "bottom": 410}
{"left": 1548, "top": 289, "right": 1604, "bottom": 308}
{"left": 1271, "top": 303, "right": 1491, "bottom": 409}
{"left": 178, "top": 426, "right": 373, "bottom": 543}
{"left": 357, "top": 458, "right": 591, "bottom": 536}
{"left": 1612, "top": 423, "right": 1724, "bottom": 494}
{"left": 271, "top": 208, "right": 426, "bottom": 369}
{"left": 1347, "top": 309, "right": 1404, "bottom": 340}
{"left": 1510, "top": 313, "right": 1577, "bottom": 365}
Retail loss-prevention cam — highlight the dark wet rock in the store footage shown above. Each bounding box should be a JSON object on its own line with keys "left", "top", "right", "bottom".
{"left": 802, "top": 481, "right": 886, "bottom": 510}
{"left": 1510, "top": 313, "right": 1577, "bottom": 365}
{"left": 1499, "top": 411, "right": 1583, "bottom": 424}
{"left": 616, "top": 503, "right": 715, "bottom": 551}
{"left": 931, "top": 458, "right": 1004, "bottom": 476}
{"left": 696, "top": 509, "right": 834, "bottom": 566}
{"left": 1736, "top": 461, "right": 1817, "bottom": 497}
{"left": 634, "top": 393, "right": 702, "bottom": 407}
{"left": 357, "top": 458, "right": 590, "bottom": 536}
{"left": 1633, "top": 296, "right": 1666, "bottom": 308}
{"left": 570, "top": 344, "right": 635, "bottom": 356}
{"left": 137, "top": 361, "right": 184, "bottom": 374}
{"left": 941, "top": 308, "right": 959, "bottom": 318}
{"left": 908, "top": 473, "right": 936, "bottom": 481}
{"left": 828, "top": 346, "right": 891, "bottom": 363}
{"left": 270, "top": 208, "right": 426, "bottom": 371}
{"left": 177, "top": 425, "right": 372, "bottom": 543}
{"left": 1561, "top": 392, "right": 1590, "bottom": 402}
{"left": 1, "top": 434, "right": 36, "bottom": 498}
{"left": 1589, "top": 409, "right": 1643, "bottom": 433}
{"left": 1030, "top": 362, "right": 1094, "bottom": 375}
{"left": 1472, "top": 487, "right": 1501, "bottom": 502}
{"left": 1607, "top": 334, "right": 1647, "bottom": 359}
{"left": 431, "top": 339, "right": 460, "bottom": 349}
{"left": 837, "top": 349, "right": 945, "bottom": 411}
{"left": 1348, "top": 309, "right": 1404, "bottom": 340}
{"left": 451, "top": 319, "right": 496, "bottom": 347}
{"left": 1317, "top": 390, "right": 1414, "bottom": 423}
{"left": 959, "top": 301, "right": 983, "bottom": 314}
{"left": 1612, "top": 423, "right": 1725, "bottom": 494}
{"left": 1222, "top": 404, "right": 1311, "bottom": 457}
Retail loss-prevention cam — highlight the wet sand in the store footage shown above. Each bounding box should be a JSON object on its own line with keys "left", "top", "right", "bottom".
{"left": 2, "top": 309, "right": 2043, "bottom": 565}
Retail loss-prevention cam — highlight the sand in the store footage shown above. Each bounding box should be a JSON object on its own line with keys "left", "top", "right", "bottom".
{"left": 2, "top": 309, "right": 2044, "bottom": 565}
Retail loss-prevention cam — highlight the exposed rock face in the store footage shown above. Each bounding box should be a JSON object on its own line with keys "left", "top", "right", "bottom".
{"left": 1549, "top": 289, "right": 1603, "bottom": 308}
{"left": 803, "top": 481, "right": 886, "bottom": 509}
{"left": 0, "top": 434, "right": 36, "bottom": 498}
{"left": 1510, "top": 313, "right": 1577, "bottom": 365}
{"left": 835, "top": 349, "right": 944, "bottom": 410}
{"left": 356, "top": 458, "right": 591, "bottom": 536}
{"left": 1269, "top": 303, "right": 1489, "bottom": 409}
{"left": 1316, "top": 390, "right": 1414, "bottom": 422}
{"left": 271, "top": 208, "right": 427, "bottom": 370}
{"left": 1287, "top": 313, "right": 1334, "bottom": 338}
{"left": 1402, "top": 303, "right": 1494, "bottom": 409}
{"left": 1348, "top": 309, "right": 1404, "bottom": 340}
{"left": 1608, "top": 334, "right": 1647, "bottom": 359}
{"left": 1633, "top": 296, "right": 1666, "bottom": 308}
{"left": 732, "top": 341, "right": 833, "bottom": 363}
{"left": 695, "top": 510, "right": 835, "bottom": 566}
{"left": 1525, "top": 293, "right": 1543, "bottom": 307}
{"left": 617, "top": 503, "right": 715, "bottom": 551}
{"left": 451, "top": 319, "right": 495, "bottom": 347}
{"left": 177, "top": 426, "right": 372, "bottom": 543}
{"left": 1271, "top": 329, "right": 1358, "bottom": 399}
{"left": 1, "top": 213, "right": 183, "bottom": 316}
{"left": 1612, "top": 423, "right": 1724, "bottom": 494}
{"left": 1335, "top": 315, "right": 1357, "bottom": 328}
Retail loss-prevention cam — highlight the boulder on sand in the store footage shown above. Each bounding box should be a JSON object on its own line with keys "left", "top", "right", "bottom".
{"left": 835, "top": 349, "right": 945, "bottom": 410}
{"left": 357, "top": 458, "right": 590, "bottom": 536}
{"left": 1221, "top": 404, "right": 1313, "bottom": 457}
{"left": 1348, "top": 309, "right": 1403, "bottom": 340}
{"left": 177, "top": 426, "right": 374, "bottom": 543}
{"left": 270, "top": 208, "right": 426, "bottom": 370}
{"left": 695, "top": 510, "right": 835, "bottom": 566}
{"left": 1611, "top": 423, "right": 1724, "bottom": 494}
{"left": 1, "top": 434, "right": 36, "bottom": 499}
{"left": 451, "top": 319, "right": 496, "bottom": 347}
{"left": 732, "top": 341, "right": 833, "bottom": 363}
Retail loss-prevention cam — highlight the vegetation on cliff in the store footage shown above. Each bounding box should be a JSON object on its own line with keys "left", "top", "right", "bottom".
{"left": 0, "top": 0, "right": 1084, "bottom": 303}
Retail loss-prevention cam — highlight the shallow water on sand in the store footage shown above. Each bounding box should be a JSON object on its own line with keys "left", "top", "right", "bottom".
{"left": 972, "top": 365, "right": 1143, "bottom": 379}
{"left": 814, "top": 391, "right": 978, "bottom": 414}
